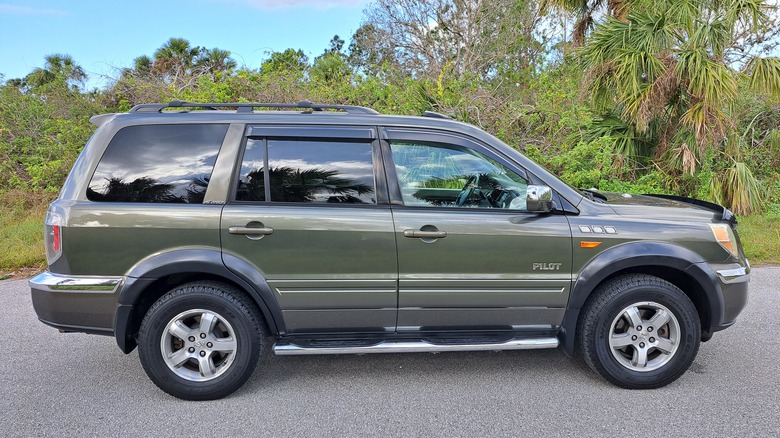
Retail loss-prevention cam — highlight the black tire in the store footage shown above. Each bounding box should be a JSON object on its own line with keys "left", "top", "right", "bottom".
{"left": 579, "top": 274, "right": 701, "bottom": 389}
{"left": 138, "top": 281, "right": 265, "bottom": 400}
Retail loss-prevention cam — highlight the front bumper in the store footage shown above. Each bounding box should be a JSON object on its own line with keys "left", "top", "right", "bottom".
{"left": 29, "top": 271, "right": 124, "bottom": 335}
{"left": 712, "top": 261, "right": 751, "bottom": 330}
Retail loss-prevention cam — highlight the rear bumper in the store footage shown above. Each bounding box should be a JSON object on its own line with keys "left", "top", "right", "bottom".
{"left": 29, "top": 271, "right": 123, "bottom": 335}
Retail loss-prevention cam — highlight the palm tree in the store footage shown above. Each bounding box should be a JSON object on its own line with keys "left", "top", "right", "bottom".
{"left": 269, "top": 166, "right": 374, "bottom": 203}
{"left": 153, "top": 38, "right": 200, "bottom": 75}
{"left": 580, "top": 0, "right": 779, "bottom": 213}
{"left": 310, "top": 52, "right": 352, "bottom": 84}
{"left": 87, "top": 177, "right": 181, "bottom": 203}
{"left": 25, "top": 54, "right": 86, "bottom": 89}
{"left": 195, "top": 48, "right": 238, "bottom": 77}
{"left": 133, "top": 55, "right": 153, "bottom": 74}
{"left": 541, "top": 0, "right": 629, "bottom": 45}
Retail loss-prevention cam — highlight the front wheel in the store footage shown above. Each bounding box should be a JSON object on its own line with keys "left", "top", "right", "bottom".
{"left": 138, "top": 281, "right": 265, "bottom": 400}
{"left": 579, "top": 274, "right": 701, "bottom": 389}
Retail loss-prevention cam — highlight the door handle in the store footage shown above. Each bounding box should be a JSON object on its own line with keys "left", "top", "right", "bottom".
{"left": 403, "top": 229, "right": 447, "bottom": 239}
{"left": 228, "top": 225, "right": 274, "bottom": 236}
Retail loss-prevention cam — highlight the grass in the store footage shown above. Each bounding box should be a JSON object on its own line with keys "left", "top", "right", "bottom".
{"left": 0, "top": 190, "right": 777, "bottom": 278}
{"left": 0, "top": 191, "right": 52, "bottom": 278}
{"left": 738, "top": 213, "right": 780, "bottom": 266}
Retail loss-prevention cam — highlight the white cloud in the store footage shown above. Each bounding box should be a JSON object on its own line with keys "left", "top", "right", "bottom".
{"left": 0, "top": 4, "right": 67, "bottom": 15}
{"left": 269, "top": 158, "right": 373, "bottom": 181}
{"left": 240, "top": 0, "right": 370, "bottom": 10}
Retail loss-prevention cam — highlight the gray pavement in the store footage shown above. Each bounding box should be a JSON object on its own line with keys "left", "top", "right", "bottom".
{"left": 2, "top": 268, "right": 779, "bottom": 437}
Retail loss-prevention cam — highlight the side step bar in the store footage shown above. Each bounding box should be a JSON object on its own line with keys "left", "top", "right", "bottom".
{"left": 273, "top": 337, "right": 559, "bottom": 356}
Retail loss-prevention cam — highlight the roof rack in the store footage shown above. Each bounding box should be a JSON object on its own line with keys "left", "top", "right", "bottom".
{"left": 128, "top": 100, "right": 380, "bottom": 115}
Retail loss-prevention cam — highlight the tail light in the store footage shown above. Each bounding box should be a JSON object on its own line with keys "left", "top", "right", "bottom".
{"left": 45, "top": 210, "right": 63, "bottom": 264}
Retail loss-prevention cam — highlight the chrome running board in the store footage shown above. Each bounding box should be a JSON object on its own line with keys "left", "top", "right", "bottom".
{"left": 273, "top": 337, "right": 559, "bottom": 356}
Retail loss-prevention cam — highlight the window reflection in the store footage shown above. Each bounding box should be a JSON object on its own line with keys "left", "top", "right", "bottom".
{"left": 236, "top": 139, "right": 376, "bottom": 205}
{"left": 235, "top": 139, "right": 265, "bottom": 202}
{"left": 87, "top": 124, "right": 226, "bottom": 203}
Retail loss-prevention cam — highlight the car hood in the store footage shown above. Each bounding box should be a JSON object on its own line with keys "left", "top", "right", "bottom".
{"left": 590, "top": 191, "right": 735, "bottom": 224}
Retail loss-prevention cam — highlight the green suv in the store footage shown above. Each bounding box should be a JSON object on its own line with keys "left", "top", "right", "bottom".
{"left": 30, "top": 101, "right": 750, "bottom": 400}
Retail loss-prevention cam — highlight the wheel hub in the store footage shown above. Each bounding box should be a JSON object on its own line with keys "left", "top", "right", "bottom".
{"left": 160, "top": 309, "right": 238, "bottom": 382}
{"left": 608, "top": 301, "right": 681, "bottom": 372}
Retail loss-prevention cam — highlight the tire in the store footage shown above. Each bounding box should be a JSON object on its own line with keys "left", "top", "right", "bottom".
{"left": 579, "top": 274, "right": 701, "bottom": 389}
{"left": 138, "top": 281, "right": 265, "bottom": 400}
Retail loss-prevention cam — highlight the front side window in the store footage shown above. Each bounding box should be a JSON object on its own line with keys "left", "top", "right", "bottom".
{"left": 235, "top": 139, "right": 376, "bottom": 204}
{"left": 87, "top": 124, "right": 227, "bottom": 203}
{"left": 390, "top": 142, "right": 528, "bottom": 210}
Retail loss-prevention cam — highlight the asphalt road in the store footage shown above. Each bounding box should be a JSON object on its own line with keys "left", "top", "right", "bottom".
{"left": 2, "top": 268, "right": 779, "bottom": 437}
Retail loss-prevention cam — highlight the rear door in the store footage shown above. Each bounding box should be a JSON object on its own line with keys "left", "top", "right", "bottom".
{"left": 383, "top": 128, "right": 573, "bottom": 333}
{"left": 221, "top": 126, "right": 398, "bottom": 334}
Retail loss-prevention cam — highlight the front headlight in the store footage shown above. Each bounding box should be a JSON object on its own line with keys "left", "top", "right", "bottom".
{"left": 709, "top": 223, "right": 738, "bottom": 258}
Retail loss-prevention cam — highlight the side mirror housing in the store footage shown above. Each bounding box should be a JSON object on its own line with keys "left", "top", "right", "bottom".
{"left": 526, "top": 185, "right": 553, "bottom": 213}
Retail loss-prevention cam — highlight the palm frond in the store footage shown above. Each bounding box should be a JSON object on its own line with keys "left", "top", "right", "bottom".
{"left": 725, "top": 0, "right": 769, "bottom": 32}
{"left": 744, "top": 57, "right": 780, "bottom": 98}
{"left": 676, "top": 47, "right": 737, "bottom": 107}
{"left": 690, "top": 19, "right": 731, "bottom": 59}
{"left": 723, "top": 160, "right": 763, "bottom": 215}
{"left": 587, "top": 113, "right": 653, "bottom": 158}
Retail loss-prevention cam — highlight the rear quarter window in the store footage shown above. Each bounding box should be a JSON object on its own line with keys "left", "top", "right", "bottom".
{"left": 87, "top": 124, "right": 228, "bottom": 203}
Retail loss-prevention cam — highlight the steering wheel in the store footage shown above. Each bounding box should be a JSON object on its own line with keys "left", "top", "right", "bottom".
{"left": 455, "top": 175, "right": 478, "bottom": 206}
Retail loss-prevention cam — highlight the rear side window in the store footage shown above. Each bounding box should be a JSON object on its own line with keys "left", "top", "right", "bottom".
{"left": 87, "top": 124, "right": 227, "bottom": 203}
{"left": 235, "top": 139, "right": 376, "bottom": 204}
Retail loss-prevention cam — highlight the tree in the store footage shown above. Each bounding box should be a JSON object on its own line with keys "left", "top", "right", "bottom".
{"left": 347, "top": 24, "right": 399, "bottom": 76}
{"left": 87, "top": 177, "right": 180, "bottom": 203}
{"left": 363, "top": 0, "right": 544, "bottom": 79}
{"left": 113, "top": 39, "right": 239, "bottom": 103}
{"left": 133, "top": 55, "right": 153, "bottom": 74}
{"left": 24, "top": 54, "right": 86, "bottom": 90}
{"left": 311, "top": 35, "right": 352, "bottom": 84}
{"left": 325, "top": 35, "right": 345, "bottom": 54}
{"left": 540, "top": 0, "right": 629, "bottom": 45}
{"left": 266, "top": 167, "right": 374, "bottom": 203}
{"left": 311, "top": 53, "right": 352, "bottom": 84}
{"left": 195, "top": 48, "right": 238, "bottom": 78}
{"left": 580, "top": 0, "right": 780, "bottom": 213}
{"left": 259, "top": 49, "right": 309, "bottom": 76}
{"left": 152, "top": 37, "right": 201, "bottom": 77}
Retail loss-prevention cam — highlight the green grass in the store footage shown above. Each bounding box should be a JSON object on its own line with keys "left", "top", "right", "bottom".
{"left": 738, "top": 213, "right": 780, "bottom": 266}
{"left": 0, "top": 192, "right": 51, "bottom": 277}
{"left": 0, "top": 191, "right": 777, "bottom": 278}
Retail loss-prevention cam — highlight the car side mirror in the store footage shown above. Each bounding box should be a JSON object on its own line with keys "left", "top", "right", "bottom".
{"left": 526, "top": 185, "right": 553, "bottom": 213}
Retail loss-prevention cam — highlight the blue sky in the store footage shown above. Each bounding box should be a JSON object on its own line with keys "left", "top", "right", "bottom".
{"left": 0, "top": 0, "right": 371, "bottom": 88}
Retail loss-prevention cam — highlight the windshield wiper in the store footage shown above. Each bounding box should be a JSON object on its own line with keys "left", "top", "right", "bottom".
{"left": 580, "top": 189, "right": 606, "bottom": 203}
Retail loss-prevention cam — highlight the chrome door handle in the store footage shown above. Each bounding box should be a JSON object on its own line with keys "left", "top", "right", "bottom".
{"left": 403, "top": 229, "right": 447, "bottom": 239}
{"left": 228, "top": 226, "right": 274, "bottom": 235}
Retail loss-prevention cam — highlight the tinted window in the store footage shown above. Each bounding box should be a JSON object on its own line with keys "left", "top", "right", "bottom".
{"left": 390, "top": 142, "right": 528, "bottom": 209}
{"left": 235, "top": 139, "right": 266, "bottom": 202}
{"left": 236, "top": 139, "right": 376, "bottom": 204}
{"left": 87, "top": 124, "right": 227, "bottom": 203}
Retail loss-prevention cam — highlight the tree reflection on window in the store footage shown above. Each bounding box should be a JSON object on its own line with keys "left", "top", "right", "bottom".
{"left": 237, "top": 166, "right": 374, "bottom": 204}
{"left": 234, "top": 139, "right": 376, "bottom": 204}
{"left": 87, "top": 175, "right": 210, "bottom": 203}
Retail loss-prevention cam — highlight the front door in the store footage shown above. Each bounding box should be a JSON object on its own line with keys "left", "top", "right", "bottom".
{"left": 383, "top": 129, "right": 573, "bottom": 333}
{"left": 221, "top": 126, "right": 398, "bottom": 334}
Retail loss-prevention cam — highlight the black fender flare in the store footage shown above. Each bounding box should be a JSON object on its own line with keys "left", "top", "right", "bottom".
{"left": 113, "top": 248, "right": 284, "bottom": 353}
{"left": 559, "top": 241, "right": 724, "bottom": 356}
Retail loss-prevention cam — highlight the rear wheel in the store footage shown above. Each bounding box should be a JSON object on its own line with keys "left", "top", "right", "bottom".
{"left": 138, "top": 281, "right": 265, "bottom": 400}
{"left": 579, "top": 274, "right": 701, "bottom": 389}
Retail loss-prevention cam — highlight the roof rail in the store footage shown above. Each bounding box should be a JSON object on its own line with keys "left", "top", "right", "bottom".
{"left": 128, "top": 100, "right": 380, "bottom": 115}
